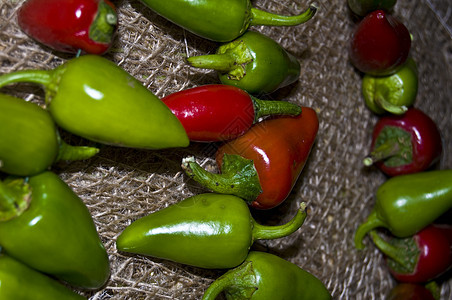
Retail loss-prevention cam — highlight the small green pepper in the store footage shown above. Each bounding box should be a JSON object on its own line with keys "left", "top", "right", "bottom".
{"left": 139, "top": 0, "right": 317, "bottom": 42}
{"left": 187, "top": 31, "right": 300, "bottom": 95}
{"left": 362, "top": 58, "right": 418, "bottom": 115}
{"left": 354, "top": 170, "right": 452, "bottom": 250}
{"left": 202, "top": 251, "right": 331, "bottom": 300}
{"left": 116, "top": 193, "right": 307, "bottom": 269}
{"left": 0, "top": 93, "right": 99, "bottom": 176}
{"left": 0, "top": 253, "right": 86, "bottom": 299}
{"left": 0, "top": 55, "right": 189, "bottom": 150}
{"left": 0, "top": 171, "right": 110, "bottom": 289}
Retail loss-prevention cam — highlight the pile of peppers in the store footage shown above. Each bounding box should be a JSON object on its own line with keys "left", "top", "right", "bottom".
{"left": 0, "top": 0, "right": 333, "bottom": 299}
{"left": 348, "top": 1, "right": 451, "bottom": 297}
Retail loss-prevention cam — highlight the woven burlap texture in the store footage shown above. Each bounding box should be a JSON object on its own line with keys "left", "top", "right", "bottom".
{"left": 1, "top": 0, "right": 451, "bottom": 299}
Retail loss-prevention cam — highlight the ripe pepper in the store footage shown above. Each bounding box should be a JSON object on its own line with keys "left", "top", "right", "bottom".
{"left": 0, "top": 55, "right": 189, "bottom": 150}
{"left": 138, "top": 0, "right": 317, "bottom": 42}
{"left": 181, "top": 107, "right": 319, "bottom": 209}
{"left": 186, "top": 31, "right": 300, "bottom": 95}
{"left": 354, "top": 170, "right": 452, "bottom": 249}
{"left": 387, "top": 283, "right": 439, "bottom": 300}
{"left": 347, "top": 0, "right": 397, "bottom": 17}
{"left": 116, "top": 193, "right": 307, "bottom": 269}
{"left": 362, "top": 58, "right": 418, "bottom": 115}
{"left": 363, "top": 108, "right": 442, "bottom": 177}
{"left": 17, "top": 0, "right": 117, "bottom": 55}
{"left": 349, "top": 10, "right": 411, "bottom": 76}
{"left": 0, "top": 171, "right": 110, "bottom": 289}
{"left": 0, "top": 93, "right": 99, "bottom": 176}
{"left": 202, "top": 251, "right": 331, "bottom": 300}
{"left": 0, "top": 253, "right": 86, "bottom": 299}
{"left": 369, "top": 224, "right": 452, "bottom": 283}
{"left": 162, "top": 84, "right": 301, "bottom": 142}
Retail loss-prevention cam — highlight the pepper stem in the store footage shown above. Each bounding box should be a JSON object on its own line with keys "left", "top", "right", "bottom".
{"left": 187, "top": 53, "right": 237, "bottom": 72}
{"left": 0, "top": 178, "right": 32, "bottom": 222}
{"left": 0, "top": 69, "right": 52, "bottom": 89}
{"left": 250, "top": 4, "right": 317, "bottom": 27}
{"left": 374, "top": 87, "right": 408, "bottom": 115}
{"left": 354, "top": 209, "right": 386, "bottom": 249}
{"left": 251, "top": 97, "right": 301, "bottom": 122}
{"left": 56, "top": 139, "right": 100, "bottom": 162}
{"left": 253, "top": 202, "right": 307, "bottom": 240}
{"left": 181, "top": 154, "right": 262, "bottom": 203}
{"left": 89, "top": 0, "right": 118, "bottom": 44}
{"left": 363, "top": 138, "right": 400, "bottom": 166}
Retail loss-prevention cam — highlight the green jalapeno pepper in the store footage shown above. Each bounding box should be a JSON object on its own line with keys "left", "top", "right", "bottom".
{"left": 0, "top": 55, "right": 189, "bottom": 149}
{"left": 0, "top": 253, "right": 86, "bottom": 299}
{"left": 202, "top": 251, "right": 331, "bottom": 300}
{"left": 362, "top": 58, "right": 418, "bottom": 115}
{"left": 0, "top": 93, "right": 99, "bottom": 176}
{"left": 187, "top": 31, "right": 300, "bottom": 95}
{"left": 0, "top": 171, "right": 110, "bottom": 289}
{"left": 138, "top": 0, "right": 317, "bottom": 42}
{"left": 354, "top": 170, "right": 452, "bottom": 250}
{"left": 116, "top": 193, "right": 307, "bottom": 269}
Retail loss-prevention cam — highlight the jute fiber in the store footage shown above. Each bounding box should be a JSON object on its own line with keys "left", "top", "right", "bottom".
{"left": 1, "top": 0, "right": 451, "bottom": 299}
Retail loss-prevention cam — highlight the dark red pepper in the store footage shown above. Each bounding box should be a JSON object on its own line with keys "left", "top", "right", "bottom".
{"left": 363, "top": 108, "right": 442, "bottom": 177}
{"left": 349, "top": 10, "right": 411, "bottom": 76}
{"left": 181, "top": 107, "right": 318, "bottom": 209}
{"left": 17, "top": 0, "right": 117, "bottom": 55}
{"left": 162, "top": 84, "right": 301, "bottom": 142}
{"left": 370, "top": 224, "right": 452, "bottom": 283}
{"left": 387, "top": 283, "right": 439, "bottom": 300}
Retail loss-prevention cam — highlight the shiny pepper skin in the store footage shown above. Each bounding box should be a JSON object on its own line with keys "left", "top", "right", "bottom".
{"left": 18, "top": 0, "right": 117, "bottom": 55}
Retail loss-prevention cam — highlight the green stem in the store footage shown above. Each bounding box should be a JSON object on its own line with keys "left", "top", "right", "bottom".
{"left": 368, "top": 230, "right": 412, "bottom": 267}
{"left": 187, "top": 53, "right": 237, "bottom": 72}
{"left": 354, "top": 209, "right": 386, "bottom": 250}
{"left": 374, "top": 89, "right": 408, "bottom": 115}
{"left": 250, "top": 4, "right": 317, "bottom": 26}
{"left": 0, "top": 70, "right": 52, "bottom": 89}
{"left": 253, "top": 202, "right": 307, "bottom": 240}
{"left": 56, "top": 139, "right": 100, "bottom": 162}
{"left": 251, "top": 97, "right": 301, "bottom": 121}
{"left": 89, "top": 0, "right": 117, "bottom": 44}
{"left": 0, "top": 178, "right": 32, "bottom": 222}
{"left": 363, "top": 138, "right": 400, "bottom": 167}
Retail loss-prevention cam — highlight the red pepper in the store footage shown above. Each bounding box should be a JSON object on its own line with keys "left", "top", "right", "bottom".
{"left": 181, "top": 107, "right": 319, "bottom": 209}
{"left": 387, "top": 283, "right": 438, "bottom": 300}
{"left": 370, "top": 224, "right": 452, "bottom": 283}
{"left": 162, "top": 84, "right": 302, "bottom": 142}
{"left": 349, "top": 10, "right": 411, "bottom": 76}
{"left": 17, "top": 0, "right": 117, "bottom": 55}
{"left": 363, "top": 108, "right": 442, "bottom": 177}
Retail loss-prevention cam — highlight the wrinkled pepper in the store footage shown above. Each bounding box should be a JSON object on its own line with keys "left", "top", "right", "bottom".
{"left": 162, "top": 84, "right": 301, "bottom": 142}
{"left": 116, "top": 193, "right": 307, "bottom": 269}
{"left": 18, "top": 0, "right": 117, "bottom": 55}
{"left": 138, "top": 0, "right": 317, "bottom": 42}
{"left": 0, "top": 171, "right": 110, "bottom": 289}
{"left": 186, "top": 31, "right": 300, "bottom": 95}
{"left": 181, "top": 107, "right": 318, "bottom": 209}
{"left": 387, "top": 282, "right": 439, "bottom": 300}
{"left": 370, "top": 224, "right": 452, "bottom": 283}
{"left": 0, "top": 93, "right": 99, "bottom": 176}
{"left": 354, "top": 170, "right": 452, "bottom": 249}
{"left": 0, "top": 55, "right": 189, "bottom": 149}
{"left": 202, "top": 251, "right": 331, "bottom": 300}
{"left": 363, "top": 108, "right": 442, "bottom": 177}
{"left": 362, "top": 58, "right": 418, "bottom": 115}
{"left": 347, "top": 0, "right": 397, "bottom": 17}
{"left": 0, "top": 253, "right": 86, "bottom": 299}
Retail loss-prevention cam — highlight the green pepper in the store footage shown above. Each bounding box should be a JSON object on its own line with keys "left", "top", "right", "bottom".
{"left": 354, "top": 170, "right": 452, "bottom": 250}
{"left": 138, "top": 0, "right": 317, "bottom": 42}
{"left": 0, "top": 93, "right": 99, "bottom": 176}
{"left": 0, "top": 171, "right": 110, "bottom": 289}
{"left": 347, "top": 0, "right": 397, "bottom": 17}
{"left": 362, "top": 58, "right": 418, "bottom": 115}
{"left": 0, "top": 55, "right": 189, "bottom": 149}
{"left": 116, "top": 193, "right": 307, "bottom": 269}
{"left": 0, "top": 253, "right": 86, "bottom": 299}
{"left": 187, "top": 31, "right": 300, "bottom": 95}
{"left": 202, "top": 251, "right": 331, "bottom": 300}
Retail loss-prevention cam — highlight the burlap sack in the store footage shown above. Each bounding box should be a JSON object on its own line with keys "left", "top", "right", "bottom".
{"left": 1, "top": 0, "right": 451, "bottom": 299}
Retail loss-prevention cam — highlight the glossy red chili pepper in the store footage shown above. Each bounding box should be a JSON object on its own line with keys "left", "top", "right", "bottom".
{"left": 162, "top": 84, "right": 301, "bottom": 142}
{"left": 349, "top": 10, "right": 411, "bottom": 76}
{"left": 182, "top": 107, "right": 319, "bottom": 209}
{"left": 17, "top": 0, "right": 117, "bottom": 55}
{"left": 370, "top": 224, "right": 452, "bottom": 283}
{"left": 363, "top": 108, "right": 442, "bottom": 177}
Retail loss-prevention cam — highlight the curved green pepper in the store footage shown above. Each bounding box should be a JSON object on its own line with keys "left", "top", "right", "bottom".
{"left": 187, "top": 31, "right": 300, "bottom": 95}
{"left": 116, "top": 193, "right": 307, "bottom": 269}
{"left": 0, "top": 55, "right": 189, "bottom": 149}
{"left": 348, "top": 0, "right": 397, "bottom": 17}
{"left": 202, "top": 251, "right": 331, "bottom": 300}
{"left": 0, "top": 253, "right": 86, "bottom": 299}
{"left": 354, "top": 170, "right": 452, "bottom": 250}
{"left": 139, "top": 0, "right": 317, "bottom": 42}
{"left": 0, "top": 93, "right": 99, "bottom": 176}
{"left": 0, "top": 171, "right": 110, "bottom": 289}
{"left": 362, "top": 58, "right": 418, "bottom": 115}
